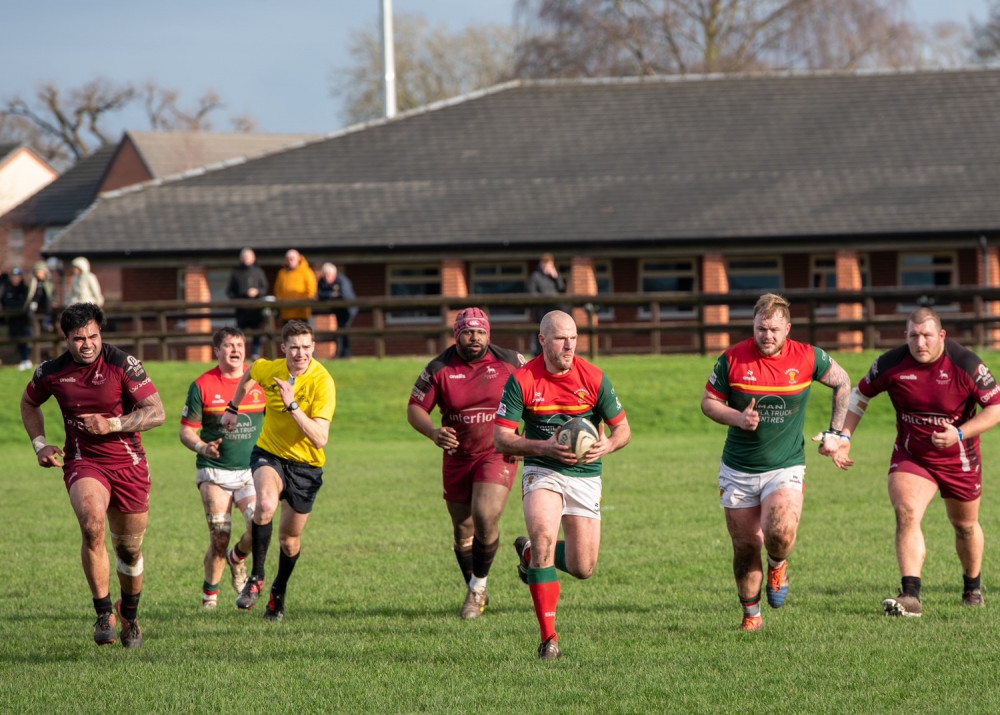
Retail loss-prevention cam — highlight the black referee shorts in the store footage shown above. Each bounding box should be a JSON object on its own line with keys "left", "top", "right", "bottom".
{"left": 250, "top": 445, "right": 324, "bottom": 514}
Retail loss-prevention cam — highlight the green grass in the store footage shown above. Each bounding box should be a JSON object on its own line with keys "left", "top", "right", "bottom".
{"left": 3, "top": 352, "right": 1000, "bottom": 713}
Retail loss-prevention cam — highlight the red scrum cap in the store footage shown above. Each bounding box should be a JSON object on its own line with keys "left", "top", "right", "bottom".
{"left": 454, "top": 307, "right": 490, "bottom": 340}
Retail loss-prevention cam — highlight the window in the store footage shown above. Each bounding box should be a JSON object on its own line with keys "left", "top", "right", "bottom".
{"left": 387, "top": 264, "right": 441, "bottom": 323}
{"left": 728, "top": 258, "right": 782, "bottom": 316}
{"left": 471, "top": 263, "right": 527, "bottom": 320}
{"left": 639, "top": 259, "right": 697, "bottom": 318}
{"left": 898, "top": 252, "right": 957, "bottom": 311}
{"left": 811, "top": 255, "right": 870, "bottom": 315}
{"left": 6, "top": 229, "right": 24, "bottom": 266}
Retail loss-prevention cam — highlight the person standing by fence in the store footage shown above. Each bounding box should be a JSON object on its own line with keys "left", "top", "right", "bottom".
{"left": 317, "top": 262, "right": 358, "bottom": 359}
{"left": 68, "top": 257, "right": 104, "bottom": 307}
{"left": 226, "top": 248, "right": 270, "bottom": 360}
{"left": 274, "top": 250, "right": 317, "bottom": 326}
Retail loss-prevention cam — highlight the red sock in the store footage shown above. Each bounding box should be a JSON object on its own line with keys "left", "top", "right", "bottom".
{"left": 527, "top": 566, "right": 560, "bottom": 642}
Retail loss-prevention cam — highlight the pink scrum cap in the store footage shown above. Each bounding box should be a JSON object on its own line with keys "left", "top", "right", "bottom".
{"left": 453, "top": 307, "right": 490, "bottom": 340}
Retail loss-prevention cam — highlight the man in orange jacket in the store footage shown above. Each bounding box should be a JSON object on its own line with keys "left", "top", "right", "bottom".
{"left": 274, "top": 249, "right": 318, "bottom": 324}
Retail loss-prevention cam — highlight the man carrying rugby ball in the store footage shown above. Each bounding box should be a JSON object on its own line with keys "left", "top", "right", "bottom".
{"left": 494, "top": 310, "right": 631, "bottom": 660}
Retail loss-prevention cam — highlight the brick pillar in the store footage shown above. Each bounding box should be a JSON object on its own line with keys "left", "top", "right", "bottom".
{"left": 703, "top": 254, "right": 729, "bottom": 351}
{"left": 570, "top": 256, "right": 598, "bottom": 353}
{"left": 442, "top": 259, "right": 468, "bottom": 344}
{"left": 315, "top": 313, "right": 339, "bottom": 359}
{"left": 980, "top": 243, "right": 1000, "bottom": 349}
{"left": 184, "top": 266, "right": 213, "bottom": 362}
{"left": 836, "top": 250, "right": 864, "bottom": 352}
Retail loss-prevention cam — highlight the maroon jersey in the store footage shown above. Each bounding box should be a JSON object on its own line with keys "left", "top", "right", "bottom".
{"left": 858, "top": 339, "right": 1000, "bottom": 468}
{"left": 409, "top": 344, "right": 524, "bottom": 458}
{"left": 24, "top": 344, "right": 160, "bottom": 466}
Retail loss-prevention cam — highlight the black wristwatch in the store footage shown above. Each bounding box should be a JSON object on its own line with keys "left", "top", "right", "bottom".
{"left": 287, "top": 401, "right": 299, "bottom": 412}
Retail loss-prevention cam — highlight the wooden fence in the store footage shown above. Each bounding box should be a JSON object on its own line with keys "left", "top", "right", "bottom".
{"left": 3, "top": 286, "right": 1000, "bottom": 364}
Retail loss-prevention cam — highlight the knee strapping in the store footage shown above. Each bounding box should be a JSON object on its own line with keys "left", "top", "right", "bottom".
{"left": 242, "top": 505, "right": 255, "bottom": 529}
{"left": 454, "top": 536, "right": 474, "bottom": 553}
{"left": 206, "top": 512, "right": 233, "bottom": 535}
{"left": 117, "top": 555, "right": 144, "bottom": 577}
{"left": 111, "top": 530, "right": 146, "bottom": 577}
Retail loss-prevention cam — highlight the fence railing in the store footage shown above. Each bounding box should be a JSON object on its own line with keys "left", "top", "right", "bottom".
{"left": 3, "top": 286, "right": 1000, "bottom": 363}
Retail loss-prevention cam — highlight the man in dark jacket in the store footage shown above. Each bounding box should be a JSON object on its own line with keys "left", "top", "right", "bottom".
{"left": 526, "top": 253, "right": 568, "bottom": 356}
{"left": 226, "top": 248, "right": 270, "bottom": 359}
{"left": 317, "top": 263, "right": 358, "bottom": 359}
{"left": 1, "top": 267, "right": 31, "bottom": 370}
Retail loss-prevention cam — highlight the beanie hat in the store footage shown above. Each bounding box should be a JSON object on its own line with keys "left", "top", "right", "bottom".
{"left": 454, "top": 307, "right": 490, "bottom": 340}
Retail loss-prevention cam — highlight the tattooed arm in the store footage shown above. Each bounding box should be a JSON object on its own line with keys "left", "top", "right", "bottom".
{"left": 80, "top": 392, "right": 167, "bottom": 435}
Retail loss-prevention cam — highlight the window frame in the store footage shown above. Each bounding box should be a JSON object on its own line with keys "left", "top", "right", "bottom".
{"left": 810, "top": 254, "right": 870, "bottom": 316}
{"left": 896, "top": 252, "right": 958, "bottom": 313}
{"left": 385, "top": 263, "right": 443, "bottom": 324}
{"left": 470, "top": 261, "right": 529, "bottom": 321}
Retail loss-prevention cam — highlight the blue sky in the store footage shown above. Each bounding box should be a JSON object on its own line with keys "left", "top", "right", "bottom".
{"left": 2, "top": 0, "right": 992, "bottom": 138}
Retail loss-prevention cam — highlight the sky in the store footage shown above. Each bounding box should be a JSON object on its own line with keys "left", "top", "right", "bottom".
{"left": 2, "top": 0, "right": 993, "bottom": 140}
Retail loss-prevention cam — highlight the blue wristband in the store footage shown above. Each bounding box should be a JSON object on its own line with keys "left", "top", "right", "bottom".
{"left": 957, "top": 427, "right": 964, "bottom": 442}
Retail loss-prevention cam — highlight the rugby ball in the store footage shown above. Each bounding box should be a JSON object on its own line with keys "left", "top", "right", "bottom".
{"left": 556, "top": 417, "right": 600, "bottom": 461}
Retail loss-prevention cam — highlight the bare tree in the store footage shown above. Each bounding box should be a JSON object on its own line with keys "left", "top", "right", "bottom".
{"left": 332, "top": 15, "right": 517, "bottom": 125}
{"left": 974, "top": 1, "right": 1000, "bottom": 63}
{"left": 0, "top": 79, "right": 134, "bottom": 166}
{"left": 511, "top": 0, "right": 937, "bottom": 77}
{"left": 140, "top": 83, "right": 228, "bottom": 131}
{"left": 1, "top": 78, "right": 258, "bottom": 169}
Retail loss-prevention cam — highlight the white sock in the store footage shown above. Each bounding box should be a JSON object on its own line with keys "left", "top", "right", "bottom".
{"left": 469, "top": 575, "right": 487, "bottom": 592}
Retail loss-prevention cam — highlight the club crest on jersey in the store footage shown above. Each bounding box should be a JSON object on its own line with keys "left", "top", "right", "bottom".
{"left": 784, "top": 368, "right": 800, "bottom": 383}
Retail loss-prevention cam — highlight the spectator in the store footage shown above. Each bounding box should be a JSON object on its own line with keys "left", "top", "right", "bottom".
{"left": 68, "top": 257, "right": 104, "bottom": 307}
{"left": 317, "top": 262, "right": 358, "bottom": 359}
{"left": 2, "top": 267, "right": 32, "bottom": 370}
{"left": 226, "top": 248, "right": 270, "bottom": 359}
{"left": 273, "top": 250, "right": 317, "bottom": 325}
{"left": 27, "top": 261, "right": 55, "bottom": 333}
{"left": 526, "top": 253, "right": 568, "bottom": 356}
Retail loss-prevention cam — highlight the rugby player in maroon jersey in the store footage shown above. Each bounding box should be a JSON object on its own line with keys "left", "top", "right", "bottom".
{"left": 20, "top": 303, "right": 166, "bottom": 648}
{"left": 838, "top": 307, "right": 1000, "bottom": 617}
{"left": 408, "top": 308, "right": 525, "bottom": 619}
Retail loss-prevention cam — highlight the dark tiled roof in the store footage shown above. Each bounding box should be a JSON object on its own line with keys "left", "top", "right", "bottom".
{"left": 51, "top": 69, "right": 1000, "bottom": 258}
{"left": 126, "top": 131, "right": 319, "bottom": 179}
{"left": 2, "top": 144, "right": 118, "bottom": 227}
{"left": 0, "top": 143, "right": 21, "bottom": 165}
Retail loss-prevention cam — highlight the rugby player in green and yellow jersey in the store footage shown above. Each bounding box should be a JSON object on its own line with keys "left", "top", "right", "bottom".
{"left": 495, "top": 310, "right": 631, "bottom": 660}
{"left": 702, "top": 293, "right": 851, "bottom": 632}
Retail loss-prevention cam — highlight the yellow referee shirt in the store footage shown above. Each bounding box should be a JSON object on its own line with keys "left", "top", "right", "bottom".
{"left": 250, "top": 357, "right": 336, "bottom": 467}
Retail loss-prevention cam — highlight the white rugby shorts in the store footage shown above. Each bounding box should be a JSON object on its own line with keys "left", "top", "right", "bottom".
{"left": 522, "top": 466, "right": 602, "bottom": 520}
{"left": 197, "top": 467, "right": 256, "bottom": 502}
{"left": 718, "top": 460, "right": 804, "bottom": 509}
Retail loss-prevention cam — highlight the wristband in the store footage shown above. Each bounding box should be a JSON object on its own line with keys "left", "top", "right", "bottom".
{"left": 31, "top": 436, "right": 49, "bottom": 454}
{"left": 195, "top": 442, "right": 207, "bottom": 455}
{"left": 957, "top": 427, "right": 964, "bottom": 442}
{"left": 226, "top": 402, "right": 239, "bottom": 415}
{"left": 107, "top": 417, "right": 122, "bottom": 433}
{"left": 822, "top": 430, "right": 851, "bottom": 442}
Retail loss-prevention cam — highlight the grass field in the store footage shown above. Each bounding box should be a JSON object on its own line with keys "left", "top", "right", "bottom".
{"left": 3, "top": 352, "right": 1000, "bottom": 713}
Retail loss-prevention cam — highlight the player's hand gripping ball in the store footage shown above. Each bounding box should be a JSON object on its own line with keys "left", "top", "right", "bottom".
{"left": 556, "top": 417, "right": 599, "bottom": 461}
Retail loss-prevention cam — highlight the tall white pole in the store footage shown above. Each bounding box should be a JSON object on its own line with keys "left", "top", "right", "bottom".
{"left": 381, "top": 0, "right": 397, "bottom": 118}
